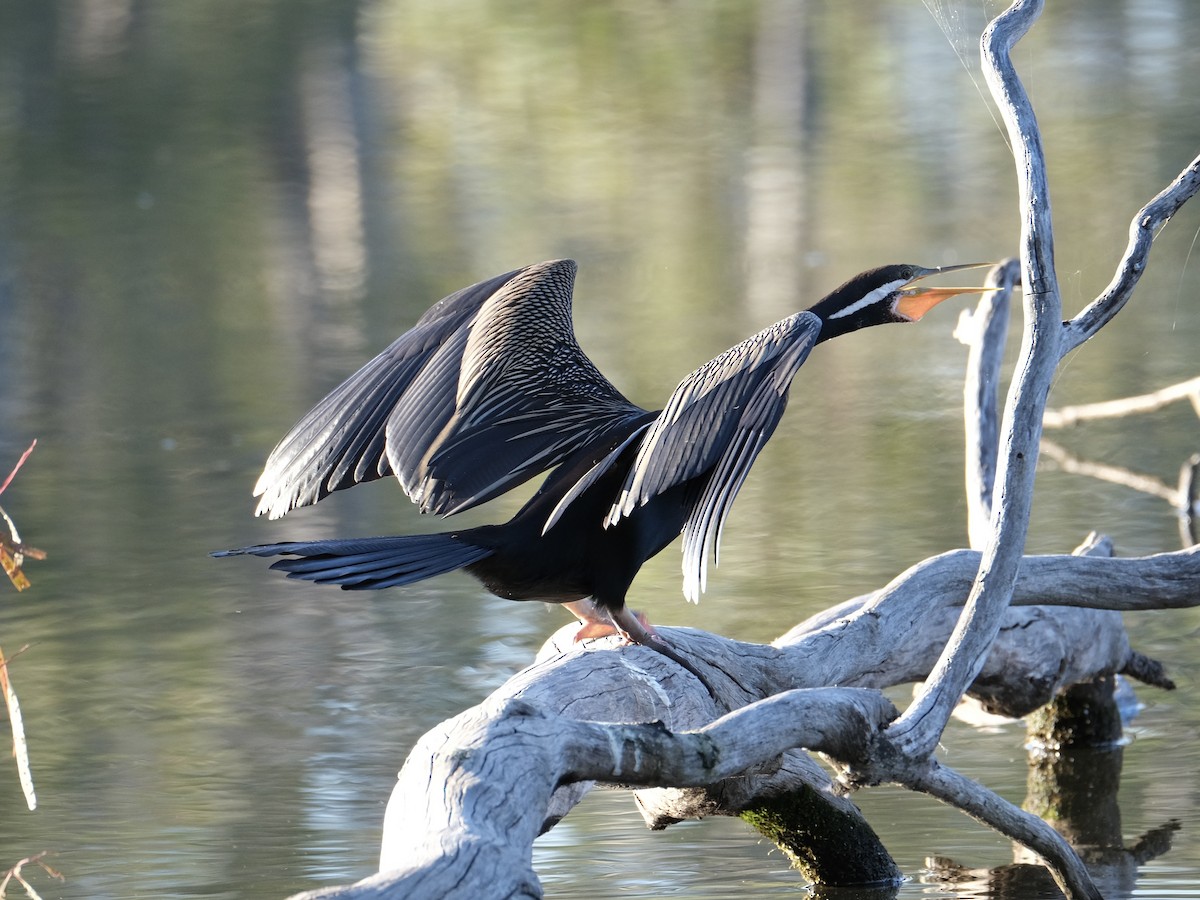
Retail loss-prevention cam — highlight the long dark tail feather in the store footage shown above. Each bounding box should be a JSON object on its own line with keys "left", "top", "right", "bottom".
{"left": 212, "top": 533, "right": 492, "bottom": 590}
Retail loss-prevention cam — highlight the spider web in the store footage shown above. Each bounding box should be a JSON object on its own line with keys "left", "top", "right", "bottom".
{"left": 921, "top": 0, "right": 1013, "bottom": 151}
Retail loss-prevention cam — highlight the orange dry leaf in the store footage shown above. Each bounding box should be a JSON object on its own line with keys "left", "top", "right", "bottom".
{"left": 0, "top": 546, "right": 31, "bottom": 592}
{"left": 0, "top": 440, "right": 43, "bottom": 591}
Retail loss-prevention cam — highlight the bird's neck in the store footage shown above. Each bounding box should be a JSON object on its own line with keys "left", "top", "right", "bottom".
{"left": 806, "top": 291, "right": 885, "bottom": 344}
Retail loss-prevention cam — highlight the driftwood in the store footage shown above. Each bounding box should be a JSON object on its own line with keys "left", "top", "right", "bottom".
{"left": 283, "top": 3, "right": 1200, "bottom": 899}
{"left": 284, "top": 541, "right": 1196, "bottom": 900}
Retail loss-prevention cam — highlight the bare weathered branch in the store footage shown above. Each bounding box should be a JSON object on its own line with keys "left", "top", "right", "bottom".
{"left": 955, "top": 259, "right": 1018, "bottom": 550}
{"left": 290, "top": 531, "right": 1198, "bottom": 900}
{"left": 0, "top": 440, "right": 36, "bottom": 498}
{"left": 1044, "top": 375, "right": 1200, "bottom": 427}
{"left": 888, "top": 0, "right": 1063, "bottom": 762}
{"left": 0, "top": 646, "right": 36, "bottom": 811}
{"left": 0, "top": 851, "right": 63, "bottom": 899}
{"left": 292, "top": 690, "right": 896, "bottom": 900}
{"left": 1041, "top": 439, "right": 1183, "bottom": 505}
{"left": 908, "top": 763, "right": 1101, "bottom": 900}
{"left": 1064, "top": 154, "right": 1200, "bottom": 352}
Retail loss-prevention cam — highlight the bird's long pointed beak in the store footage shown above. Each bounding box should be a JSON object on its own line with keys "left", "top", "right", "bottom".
{"left": 896, "top": 262, "right": 999, "bottom": 321}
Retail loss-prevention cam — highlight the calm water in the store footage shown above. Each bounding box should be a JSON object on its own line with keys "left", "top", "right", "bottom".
{"left": 1, "top": 2, "right": 1199, "bottom": 898}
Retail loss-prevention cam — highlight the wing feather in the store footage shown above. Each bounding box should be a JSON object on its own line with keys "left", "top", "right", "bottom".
{"left": 252, "top": 267, "right": 523, "bottom": 518}
{"left": 252, "top": 259, "right": 647, "bottom": 520}
{"left": 609, "top": 311, "right": 824, "bottom": 600}
{"left": 398, "top": 260, "right": 648, "bottom": 514}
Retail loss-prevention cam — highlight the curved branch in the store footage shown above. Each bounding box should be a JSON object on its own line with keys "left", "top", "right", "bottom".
{"left": 888, "top": 0, "right": 1063, "bottom": 761}
{"left": 282, "top": 530, "right": 1197, "bottom": 899}
{"left": 1064, "top": 153, "right": 1200, "bottom": 352}
{"left": 907, "top": 763, "right": 1101, "bottom": 900}
{"left": 291, "top": 690, "right": 896, "bottom": 900}
{"left": 981, "top": 0, "right": 1057, "bottom": 298}
{"left": 871, "top": 543, "right": 1200, "bottom": 614}
{"left": 1041, "top": 439, "right": 1183, "bottom": 506}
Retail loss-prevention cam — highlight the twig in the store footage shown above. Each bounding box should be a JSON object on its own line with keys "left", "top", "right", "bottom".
{"left": 0, "top": 852, "right": 62, "bottom": 900}
{"left": 0, "top": 441, "right": 44, "bottom": 592}
{"left": 0, "top": 441, "right": 36, "bottom": 498}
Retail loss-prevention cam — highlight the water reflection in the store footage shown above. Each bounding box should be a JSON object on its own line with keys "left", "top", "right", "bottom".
{"left": 0, "top": 1, "right": 1198, "bottom": 898}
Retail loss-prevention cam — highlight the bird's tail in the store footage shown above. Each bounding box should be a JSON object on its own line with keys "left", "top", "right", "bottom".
{"left": 212, "top": 532, "right": 493, "bottom": 590}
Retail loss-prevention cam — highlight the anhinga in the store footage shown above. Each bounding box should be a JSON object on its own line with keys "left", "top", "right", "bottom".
{"left": 216, "top": 259, "right": 992, "bottom": 686}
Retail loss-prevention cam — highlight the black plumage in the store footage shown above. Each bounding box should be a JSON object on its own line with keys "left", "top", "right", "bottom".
{"left": 216, "top": 259, "right": 990, "bottom": 683}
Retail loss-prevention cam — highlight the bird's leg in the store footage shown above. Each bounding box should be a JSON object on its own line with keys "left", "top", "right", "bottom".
{"left": 567, "top": 602, "right": 717, "bottom": 700}
{"left": 618, "top": 608, "right": 719, "bottom": 700}
{"left": 564, "top": 598, "right": 625, "bottom": 640}
{"left": 606, "top": 605, "right": 667, "bottom": 647}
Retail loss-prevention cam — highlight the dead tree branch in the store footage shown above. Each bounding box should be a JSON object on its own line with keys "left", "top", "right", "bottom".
{"left": 1064, "top": 158, "right": 1200, "bottom": 351}
{"left": 1041, "top": 440, "right": 1182, "bottom": 505}
{"left": 886, "top": 0, "right": 1200, "bottom": 769}
{"left": 885, "top": 0, "right": 1064, "bottom": 767}
{"left": 0, "top": 440, "right": 44, "bottom": 593}
{"left": 0, "top": 441, "right": 40, "bottom": 813}
{"left": 1044, "top": 375, "right": 1200, "bottom": 427}
{"left": 955, "top": 258, "right": 1019, "bottom": 550}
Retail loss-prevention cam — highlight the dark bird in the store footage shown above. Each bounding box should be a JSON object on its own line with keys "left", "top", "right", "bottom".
{"left": 215, "top": 259, "right": 992, "bottom": 685}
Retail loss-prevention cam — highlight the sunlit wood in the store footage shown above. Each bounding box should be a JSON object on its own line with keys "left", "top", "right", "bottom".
{"left": 0, "top": 646, "right": 36, "bottom": 811}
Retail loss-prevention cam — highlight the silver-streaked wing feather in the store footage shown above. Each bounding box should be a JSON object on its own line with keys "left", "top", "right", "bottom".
{"left": 253, "top": 259, "right": 648, "bottom": 520}
{"left": 541, "top": 420, "right": 654, "bottom": 534}
{"left": 395, "top": 259, "right": 648, "bottom": 515}
{"left": 608, "top": 311, "right": 823, "bottom": 601}
{"left": 252, "top": 266, "right": 523, "bottom": 519}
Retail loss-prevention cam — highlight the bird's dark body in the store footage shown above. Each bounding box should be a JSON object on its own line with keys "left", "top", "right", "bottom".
{"left": 217, "top": 258, "right": 987, "bottom": 654}
{"left": 464, "top": 423, "right": 696, "bottom": 612}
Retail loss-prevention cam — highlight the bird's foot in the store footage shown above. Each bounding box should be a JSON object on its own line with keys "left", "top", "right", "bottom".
{"left": 573, "top": 621, "right": 616, "bottom": 641}
{"left": 565, "top": 600, "right": 656, "bottom": 642}
{"left": 561, "top": 600, "right": 717, "bottom": 700}
{"left": 606, "top": 606, "right": 662, "bottom": 647}
{"left": 563, "top": 599, "right": 629, "bottom": 641}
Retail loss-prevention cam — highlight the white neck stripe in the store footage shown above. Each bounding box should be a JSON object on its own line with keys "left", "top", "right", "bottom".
{"left": 827, "top": 279, "right": 906, "bottom": 319}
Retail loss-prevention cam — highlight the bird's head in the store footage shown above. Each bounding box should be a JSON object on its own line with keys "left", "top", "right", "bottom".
{"left": 810, "top": 262, "right": 996, "bottom": 342}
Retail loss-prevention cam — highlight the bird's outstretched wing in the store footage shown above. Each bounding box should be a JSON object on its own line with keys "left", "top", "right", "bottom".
{"left": 397, "top": 259, "right": 648, "bottom": 515}
{"left": 605, "top": 310, "right": 824, "bottom": 602}
{"left": 252, "top": 266, "right": 522, "bottom": 518}
{"left": 253, "top": 259, "right": 644, "bottom": 519}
